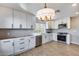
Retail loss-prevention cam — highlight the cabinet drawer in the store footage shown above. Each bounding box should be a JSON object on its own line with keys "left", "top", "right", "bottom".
{"left": 30, "top": 36, "right": 35, "bottom": 39}
{"left": 14, "top": 41, "right": 25, "bottom": 47}
{"left": 19, "top": 38, "right": 25, "bottom": 41}
{"left": 14, "top": 44, "right": 26, "bottom": 53}
{"left": 1, "top": 39, "right": 13, "bottom": 44}
{"left": 2, "top": 40, "right": 11, "bottom": 43}
{"left": 19, "top": 42, "right": 25, "bottom": 45}
{"left": 14, "top": 38, "right": 25, "bottom": 42}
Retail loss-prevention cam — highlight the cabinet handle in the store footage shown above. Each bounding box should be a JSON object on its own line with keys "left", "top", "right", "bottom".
{"left": 20, "top": 42, "right": 24, "bottom": 44}
{"left": 12, "top": 42, "right": 14, "bottom": 46}
{"left": 30, "top": 37, "right": 34, "bottom": 38}
{"left": 20, "top": 47, "right": 25, "bottom": 50}
{"left": 12, "top": 24, "right": 13, "bottom": 28}
{"left": 45, "top": 36, "right": 47, "bottom": 38}
{"left": 3, "top": 41, "right": 10, "bottom": 43}
{"left": 29, "top": 40, "right": 30, "bottom": 42}
{"left": 20, "top": 24, "right": 22, "bottom": 28}
{"left": 20, "top": 38, "right": 24, "bottom": 40}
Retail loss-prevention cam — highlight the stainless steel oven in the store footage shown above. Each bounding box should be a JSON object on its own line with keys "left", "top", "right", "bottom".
{"left": 57, "top": 33, "right": 68, "bottom": 42}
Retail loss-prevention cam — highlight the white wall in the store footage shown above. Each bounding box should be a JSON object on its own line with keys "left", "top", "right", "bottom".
{"left": 70, "top": 16, "right": 79, "bottom": 45}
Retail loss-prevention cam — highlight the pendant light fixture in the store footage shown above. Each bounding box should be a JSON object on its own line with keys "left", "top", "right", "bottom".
{"left": 36, "top": 3, "right": 55, "bottom": 21}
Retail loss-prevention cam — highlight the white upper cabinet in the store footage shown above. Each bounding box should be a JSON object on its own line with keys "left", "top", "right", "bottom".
{"left": 54, "top": 21, "right": 59, "bottom": 29}
{"left": 14, "top": 10, "right": 35, "bottom": 29}
{"left": 53, "top": 17, "right": 70, "bottom": 29}
{"left": 0, "top": 6, "right": 35, "bottom": 29}
{"left": 67, "top": 18, "right": 70, "bottom": 29}
{"left": 46, "top": 21, "right": 54, "bottom": 29}
{"left": 14, "top": 10, "right": 26, "bottom": 28}
{"left": 60, "top": 18, "right": 70, "bottom": 29}
{"left": 26, "top": 14, "right": 35, "bottom": 29}
{"left": 45, "top": 22, "right": 49, "bottom": 29}
{"left": 26, "top": 14, "right": 32, "bottom": 28}
{"left": 0, "top": 7, "right": 13, "bottom": 28}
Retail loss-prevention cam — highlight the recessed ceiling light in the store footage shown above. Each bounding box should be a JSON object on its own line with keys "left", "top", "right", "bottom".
{"left": 72, "top": 3, "right": 77, "bottom": 7}
{"left": 75, "top": 12, "right": 79, "bottom": 15}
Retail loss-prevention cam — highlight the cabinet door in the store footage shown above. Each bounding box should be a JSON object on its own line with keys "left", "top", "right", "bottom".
{"left": 44, "top": 34, "right": 50, "bottom": 43}
{"left": 0, "top": 7, "right": 13, "bottom": 28}
{"left": 0, "top": 39, "right": 14, "bottom": 56}
{"left": 14, "top": 38, "right": 26, "bottom": 54}
{"left": 49, "top": 33, "right": 53, "bottom": 41}
{"left": 66, "top": 34, "right": 70, "bottom": 44}
{"left": 42, "top": 34, "right": 46, "bottom": 44}
{"left": 28, "top": 36, "right": 35, "bottom": 49}
{"left": 45, "top": 22, "right": 49, "bottom": 29}
{"left": 52, "top": 21, "right": 55, "bottom": 29}
{"left": 43, "top": 33, "right": 53, "bottom": 43}
{"left": 53, "top": 33, "right": 57, "bottom": 41}
{"left": 24, "top": 37, "right": 29, "bottom": 51}
{"left": 14, "top": 10, "right": 26, "bottom": 28}
{"left": 26, "top": 14, "right": 35, "bottom": 28}
{"left": 67, "top": 18, "right": 70, "bottom": 29}
{"left": 54, "top": 21, "right": 58, "bottom": 29}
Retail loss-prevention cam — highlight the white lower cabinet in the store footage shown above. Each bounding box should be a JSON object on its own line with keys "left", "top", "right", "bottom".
{"left": 13, "top": 36, "right": 35, "bottom": 55}
{"left": 44, "top": 34, "right": 49, "bottom": 43}
{"left": 0, "top": 36, "right": 36, "bottom": 56}
{"left": 0, "top": 39, "right": 14, "bottom": 56}
{"left": 24, "top": 37, "right": 29, "bottom": 51}
{"left": 42, "top": 34, "right": 49, "bottom": 44}
{"left": 66, "top": 34, "right": 70, "bottom": 44}
{"left": 52, "top": 33, "right": 57, "bottom": 41}
{"left": 48, "top": 33, "right": 53, "bottom": 41}
{"left": 28, "top": 36, "right": 36, "bottom": 50}
{"left": 42, "top": 33, "right": 53, "bottom": 44}
{"left": 14, "top": 37, "right": 31, "bottom": 55}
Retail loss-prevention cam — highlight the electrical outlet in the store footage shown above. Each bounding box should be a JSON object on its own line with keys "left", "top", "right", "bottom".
{"left": 7, "top": 33, "right": 10, "bottom": 35}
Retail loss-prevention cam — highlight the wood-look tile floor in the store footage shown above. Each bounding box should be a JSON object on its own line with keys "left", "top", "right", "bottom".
{"left": 18, "top": 41, "right": 79, "bottom": 56}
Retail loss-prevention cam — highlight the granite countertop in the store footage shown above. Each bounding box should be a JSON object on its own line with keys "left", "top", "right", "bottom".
{"left": 0, "top": 35, "right": 33, "bottom": 40}
{"left": 0, "top": 33, "right": 42, "bottom": 40}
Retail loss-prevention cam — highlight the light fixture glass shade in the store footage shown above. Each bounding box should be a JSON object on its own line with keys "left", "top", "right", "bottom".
{"left": 36, "top": 8, "right": 55, "bottom": 21}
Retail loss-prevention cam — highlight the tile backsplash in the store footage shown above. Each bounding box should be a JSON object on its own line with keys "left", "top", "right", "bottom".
{"left": 0, "top": 29, "right": 33, "bottom": 38}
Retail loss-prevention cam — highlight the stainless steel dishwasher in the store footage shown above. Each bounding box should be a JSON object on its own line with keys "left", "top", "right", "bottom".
{"left": 35, "top": 35, "right": 42, "bottom": 47}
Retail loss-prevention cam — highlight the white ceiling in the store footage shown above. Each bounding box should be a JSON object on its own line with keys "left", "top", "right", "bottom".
{"left": 0, "top": 3, "right": 79, "bottom": 19}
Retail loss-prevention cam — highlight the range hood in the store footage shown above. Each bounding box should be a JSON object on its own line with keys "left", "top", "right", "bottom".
{"left": 46, "top": 29, "right": 53, "bottom": 33}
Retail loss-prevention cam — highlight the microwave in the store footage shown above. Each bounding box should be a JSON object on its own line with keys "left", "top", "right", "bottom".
{"left": 58, "top": 23, "right": 67, "bottom": 29}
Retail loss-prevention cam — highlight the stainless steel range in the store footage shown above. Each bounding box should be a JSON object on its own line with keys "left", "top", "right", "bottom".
{"left": 57, "top": 33, "right": 68, "bottom": 42}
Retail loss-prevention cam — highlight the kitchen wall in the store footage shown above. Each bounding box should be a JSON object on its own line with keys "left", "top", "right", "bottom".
{"left": 70, "top": 16, "right": 79, "bottom": 45}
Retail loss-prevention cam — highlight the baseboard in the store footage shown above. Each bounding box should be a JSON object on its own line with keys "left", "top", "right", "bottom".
{"left": 71, "top": 41, "right": 79, "bottom": 45}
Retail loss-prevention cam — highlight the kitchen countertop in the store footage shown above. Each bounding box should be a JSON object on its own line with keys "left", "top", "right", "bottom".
{"left": 0, "top": 35, "right": 33, "bottom": 40}
{"left": 0, "top": 33, "right": 42, "bottom": 40}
